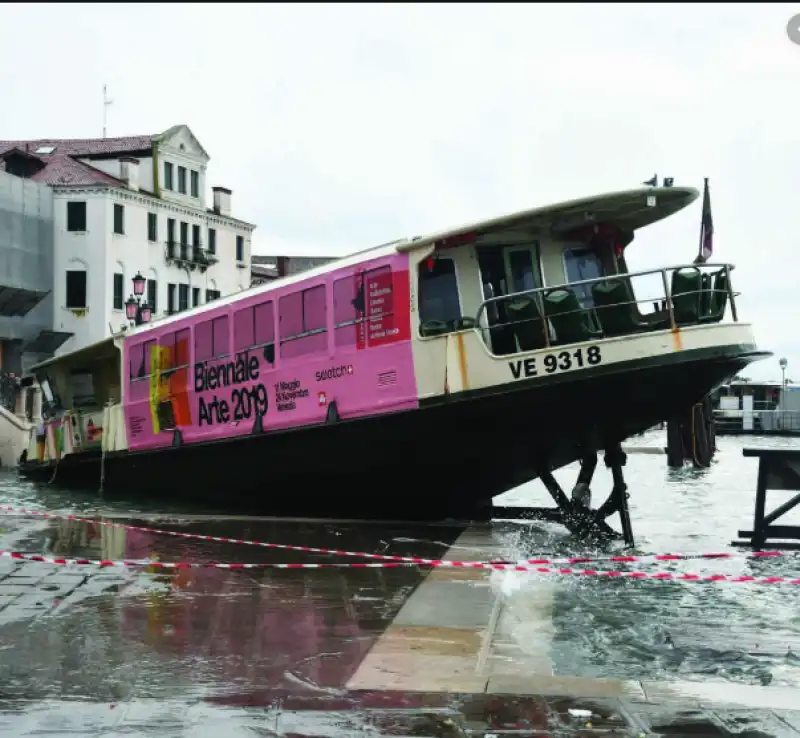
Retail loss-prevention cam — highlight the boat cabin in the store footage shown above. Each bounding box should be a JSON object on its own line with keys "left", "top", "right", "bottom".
{"left": 404, "top": 187, "right": 733, "bottom": 356}
{"left": 28, "top": 336, "right": 122, "bottom": 460}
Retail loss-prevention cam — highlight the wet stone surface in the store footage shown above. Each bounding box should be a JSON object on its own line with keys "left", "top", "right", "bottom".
{"left": 2, "top": 443, "right": 800, "bottom": 736}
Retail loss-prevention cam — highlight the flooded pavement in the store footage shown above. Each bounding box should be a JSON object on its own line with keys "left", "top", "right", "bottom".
{"left": 2, "top": 431, "right": 800, "bottom": 735}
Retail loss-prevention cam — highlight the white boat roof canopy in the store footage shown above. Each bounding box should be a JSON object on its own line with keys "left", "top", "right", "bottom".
{"left": 396, "top": 185, "right": 699, "bottom": 254}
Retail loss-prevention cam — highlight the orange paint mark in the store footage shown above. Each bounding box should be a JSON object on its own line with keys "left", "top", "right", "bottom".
{"left": 456, "top": 333, "right": 469, "bottom": 391}
{"left": 671, "top": 327, "right": 683, "bottom": 351}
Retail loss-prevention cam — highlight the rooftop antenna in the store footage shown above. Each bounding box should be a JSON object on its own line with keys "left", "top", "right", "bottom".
{"left": 102, "top": 84, "right": 113, "bottom": 138}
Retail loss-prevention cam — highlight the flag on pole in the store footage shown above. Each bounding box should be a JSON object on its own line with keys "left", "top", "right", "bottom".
{"left": 696, "top": 178, "right": 713, "bottom": 263}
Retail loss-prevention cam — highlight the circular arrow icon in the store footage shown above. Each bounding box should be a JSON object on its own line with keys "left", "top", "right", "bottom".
{"left": 787, "top": 14, "right": 800, "bottom": 45}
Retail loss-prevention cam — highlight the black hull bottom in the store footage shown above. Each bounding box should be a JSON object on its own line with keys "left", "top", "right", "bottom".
{"left": 20, "top": 345, "right": 766, "bottom": 520}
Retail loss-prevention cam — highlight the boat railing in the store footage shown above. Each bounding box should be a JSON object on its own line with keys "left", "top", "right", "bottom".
{"left": 714, "top": 409, "right": 800, "bottom": 434}
{"left": 473, "top": 262, "right": 738, "bottom": 354}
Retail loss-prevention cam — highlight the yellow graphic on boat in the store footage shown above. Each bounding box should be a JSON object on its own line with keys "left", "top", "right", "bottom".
{"left": 147, "top": 340, "right": 191, "bottom": 434}
{"left": 149, "top": 344, "right": 170, "bottom": 434}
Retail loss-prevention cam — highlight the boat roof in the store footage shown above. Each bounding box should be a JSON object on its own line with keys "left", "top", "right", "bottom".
{"left": 397, "top": 185, "right": 698, "bottom": 252}
{"left": 118, "top": 184, "right": 700, "bottom": 339}
{"left": 30, "top": 335, "right": 118, "bottom": 373}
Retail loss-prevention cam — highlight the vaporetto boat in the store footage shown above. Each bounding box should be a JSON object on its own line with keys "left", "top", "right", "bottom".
{"left": 20, "top": 185, "right": 770, "bottom": 542}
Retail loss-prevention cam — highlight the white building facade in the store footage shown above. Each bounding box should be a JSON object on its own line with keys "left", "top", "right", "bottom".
{"left": 0, "top": 125, "right": 255, "bottom": 356}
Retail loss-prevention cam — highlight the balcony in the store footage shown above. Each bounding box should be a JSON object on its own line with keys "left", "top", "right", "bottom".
{"left": 466, "top": 263, "right": 738, "bottom": 355}
{"left": 165, "top": 241, "right": 214, "bottom": 272}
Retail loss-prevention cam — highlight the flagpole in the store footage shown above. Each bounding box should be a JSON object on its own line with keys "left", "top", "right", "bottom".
{"left": 698, "top": 177, "right": 708, "bottom": 260}
{"left": 695, "top": 178, "right": 709, "bottom": 264}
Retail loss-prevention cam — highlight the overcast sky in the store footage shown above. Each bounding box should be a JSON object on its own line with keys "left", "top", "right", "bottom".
{"left": 2, "top": 3, "right": 796, "bottom": 380}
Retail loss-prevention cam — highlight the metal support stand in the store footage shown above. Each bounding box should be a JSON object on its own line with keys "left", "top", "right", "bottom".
{"left": 492, "top": 444, "right": 635, "bottom": 546}
{"left": 536, "top": 449, "right": 622, "bottom": 543}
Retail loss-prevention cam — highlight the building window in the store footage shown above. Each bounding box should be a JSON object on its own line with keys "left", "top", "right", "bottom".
{"left": 164, "top": 162, "right": 174, "bottom": 190}
{"left": 208, "top": 228, "right": 216, "bottom": 254}
{"left": 190, "top": 170, "right": 199, "bottom": 198}
{"left": 177, "top": 166, "right": 187, "bottom": 194}
{"left": 195, "top": 315, "right": 230, "bottom": 362}
{"left": 66, "top": 270, "right": 87, "bottom": 309}
{"left": 236, "top": 235, "right": 244, "bottom": 262}
{"left": 178, "top": 284, "right": 189, "bottom": 312}
{"left": 167, "top": 218, "right": 176, "bottom": 244}
{"left": 167, "top": 283, "right": 176, "bottom": 313}
{"left": 147, "top": 213, "right": 158, "bottom": 242}
{"left": 192, "top": 224, "right": 201, "bottom": 247}
{"left": 279, "top": 285, "right": 327, "bottom": 359}
{"left": 113, "top": 272, "right": 124, "bottom": 310}
{"left": 147, "top": 279, "right": 158, "bottom": 314}
{"left": 206, "top": 289, "right": 221, "bottom": 302}
{"left": 192, "top": 287, "right": 200, "bottom": 307}
{"left": 66, "top": 201, "right": 87, "bottom": 232}
{"left": 179, "top": 222, "right": 189, "bottom": 260}
{"left": 113, "top": 204, "right": 125, "bottom": 235}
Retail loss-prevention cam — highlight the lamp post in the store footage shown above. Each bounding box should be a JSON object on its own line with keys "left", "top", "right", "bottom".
{"left": 779, "top": 358, "right": 788, "bottom": 431}
{"left": 125, "top": 272, "right": 152, "bottom": 327}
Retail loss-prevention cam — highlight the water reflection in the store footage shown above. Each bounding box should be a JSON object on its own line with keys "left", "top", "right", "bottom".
{"left": 0, "top": 515, "right": 457, "bottom": 706}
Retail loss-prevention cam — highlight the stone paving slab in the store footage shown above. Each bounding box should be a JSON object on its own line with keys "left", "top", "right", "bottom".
{"left": 392, "top": 580, "right": 494, "bottom": 630}
{"left": 487, "top": 674, "right": 648, "bottom": 700}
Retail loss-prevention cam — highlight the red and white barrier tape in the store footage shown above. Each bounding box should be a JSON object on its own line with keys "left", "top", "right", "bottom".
{"left": 0, "top": 505, "right": 446, "bottom": 564}
{"left": 3, "top": 549, "right": 800, "bottom": 585}
{"left": 0, "top": 504, "right": 793, "bottom": 568}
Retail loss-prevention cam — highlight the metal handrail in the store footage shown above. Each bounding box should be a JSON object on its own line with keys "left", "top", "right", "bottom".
{"left": 474, "top": 262, "right": 737, "bottom": 351}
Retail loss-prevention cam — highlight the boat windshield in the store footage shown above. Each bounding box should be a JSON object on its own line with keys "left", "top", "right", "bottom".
{"left": 419, "top": 258, "right": 462, "bottom": 325}
{"left": 564, "top": 247, "right": 605, "bottom": 308}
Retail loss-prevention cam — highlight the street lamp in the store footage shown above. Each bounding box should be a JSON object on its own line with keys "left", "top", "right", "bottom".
{"left": 125, "top": 272, "right": 152, "bottom": 327}
{"left": 779, "top": 357, "right": 788, "bottom": 418}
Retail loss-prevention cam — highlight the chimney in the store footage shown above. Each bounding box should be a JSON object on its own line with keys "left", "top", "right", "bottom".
{"left": 212, "top": 186, "right": 232, "bottom": 216}
{"left": 119, "top": 157, "right": 140, "bottom": 191}
{"left": 277, "top": 256, "right": 289, "bottom": 277}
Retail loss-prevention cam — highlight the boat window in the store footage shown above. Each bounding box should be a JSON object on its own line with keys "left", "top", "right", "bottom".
{"left": 234, "top": 300, "right": 275, "bottom": 364}
{"left": 195, "top": 315, "right": 230, "bottom": 362}
{"left": 279, "top": 284, "right": 328, "bottom": 359}
{"left": 127, "top": 339, "right": 157, "bottom": 403}
{"left": 129, "top": 339, "right": 157, "bottom": 381}
{"left": 507, "top": 249, "right": 539, "bottom": 294}
{"left": 364, "top": 265, "right": 394, "bottom": 346}
{"left": 333, "top": 272, "right": 364, "bottom": 348}
{"left": 70, "top": 370, "right": 96, "bottom": 409}
{"left": 333, "top": 264, "right": 395, "bottom": 348}
{"left": 564, "top": 247, "right": 605, "bottom": 307}
{"left": 160, "top": 328, "right": 191, "bottom": 373}
{"left": 419, "top": 258, "right": 461, "bottom": 328}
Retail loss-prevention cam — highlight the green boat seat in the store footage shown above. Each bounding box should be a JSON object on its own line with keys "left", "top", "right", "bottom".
{"left": 591, "top": 279, "right": 650, "bottom": 337}
{"left": 505, "top": 296, "right": 547, "bottom": 351}
{"left": 420, "top": 320, "right": 449, "bottom": 337}
{"left": 700, "top": 268, "right": 729, "bottom": 323}
{"left": 670, "top": 267, "right": 703, "bottom": 324}
{"left": 700, "top": 272, "right": 713, "bottom": 317}
{"left": 543, "top": 288, "right": 603, "bottom": 345}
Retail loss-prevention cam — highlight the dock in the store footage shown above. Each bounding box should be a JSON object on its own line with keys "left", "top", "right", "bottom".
{"left": 733, "top": 446, "right": 800, "bottom": 549}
